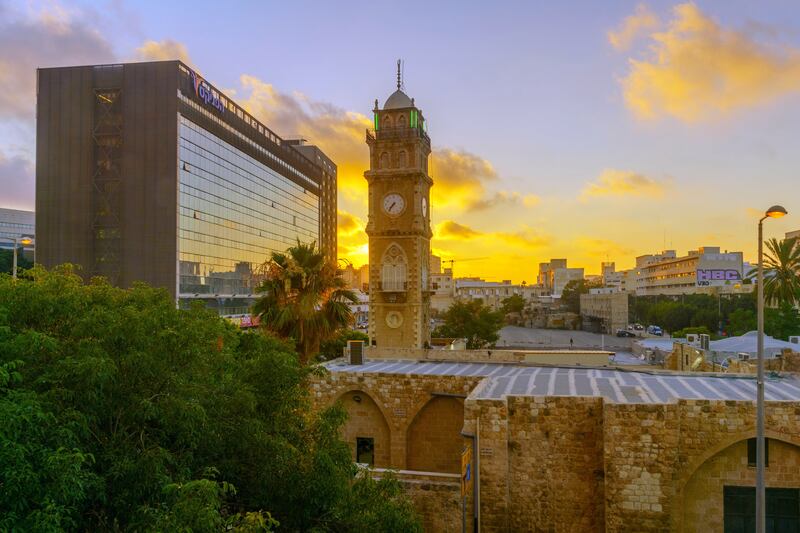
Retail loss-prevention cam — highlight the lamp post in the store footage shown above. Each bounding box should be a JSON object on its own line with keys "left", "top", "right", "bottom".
{"left": 2, "top": 236, "right": 33, "bottom": 279}
{"left": 756, "top": 204, "right": 787, "bottom": 533}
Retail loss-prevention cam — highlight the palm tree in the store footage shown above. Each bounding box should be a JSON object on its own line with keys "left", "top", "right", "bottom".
{"left": 252, "top": 241, "right": 358, "bottom": 364}
{"left": 747, "top": 237, "right": 800, "bottom": 307}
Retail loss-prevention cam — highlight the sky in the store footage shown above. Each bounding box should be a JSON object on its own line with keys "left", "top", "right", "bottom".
{"left": 1, "top": 0, "right": 799, "bottom": 282}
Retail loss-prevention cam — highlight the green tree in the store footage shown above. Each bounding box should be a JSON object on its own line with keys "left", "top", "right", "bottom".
{"left": 748, "top": 237, "right": 800, "bottom": 306}
{"left": 0, "top": 248, "right": 33, "bottom": 275}
{"left": 728, "top": 308, "right": 756, "bottom": 336}
{"left": 253, "top": 242, "right": 358, "bottom": 364}
{"left": 561, "top": 279, "right": 596, "bottom": 314}
{"left": 0, "top": 265, "right": 420, "bottom": 532}
{"left": 319, "top": 329, "right": 369, "bottom": 361}
{"left": 501, "top": 294, "right": 526, "bottom": 315}
{"left": 433, "top": 299, "right": 504, "bottom": 349}
{"left": 765, "top": 304, "right": 800, "bottom": 340}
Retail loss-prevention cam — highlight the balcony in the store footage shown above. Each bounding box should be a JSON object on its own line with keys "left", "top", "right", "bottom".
{"left": 366, "top": 126, "right": 430, "bottom": 145}
{"left": 380, "top": 280, "right": 408, "bottom": 292}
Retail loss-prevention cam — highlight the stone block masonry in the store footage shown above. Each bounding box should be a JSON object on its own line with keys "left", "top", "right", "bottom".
{"left": 311, "top": 357, "right": 800, "bottom": 532}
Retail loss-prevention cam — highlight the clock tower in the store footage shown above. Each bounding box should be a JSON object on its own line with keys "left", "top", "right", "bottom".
{"left": 365, "top": 64, "right": 432, "bottom": 348}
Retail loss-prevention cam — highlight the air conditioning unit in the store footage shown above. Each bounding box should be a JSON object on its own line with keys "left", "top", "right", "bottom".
{"left": 738, "top": 352, "right": 750, "bottom": 361}
{"left": 348, "top": 340, "right": 364, "bottom": 365}
{"left": 790, "top": 336, "right": 800, "bottom": 345}
{"left": 686, "top": 334, "right": 699, "bottom": 344}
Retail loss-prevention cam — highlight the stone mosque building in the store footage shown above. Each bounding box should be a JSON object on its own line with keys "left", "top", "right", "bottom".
{"left": 312, "top": 71, "right": 800, "bottom": 532}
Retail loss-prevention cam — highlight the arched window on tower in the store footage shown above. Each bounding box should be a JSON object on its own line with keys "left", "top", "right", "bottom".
{"left": 383, "top": 115, "right": 393, "bottom": 129}
{"left": 380, "top": 152, "right": 390, "bottom": 169}
{"left": 397, "top": 151, "right": 407, "bottom": 168}
{"left": 397, "top": 114, "right": 407, "bottom": 128}
{"left": 381, "top": 244, "right": 407, "bottom": 291}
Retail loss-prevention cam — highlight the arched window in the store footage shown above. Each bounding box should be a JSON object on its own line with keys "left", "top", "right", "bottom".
{"left": 381, "top": 244, "right": 407, "bottom": 291}
{"left": 397, "top": 151, "right": 407, "bottom": 168}
{"left": 397, "top": 114, "right": 407, "bottom": 128}
{"left": 383, "top": 115, "right": 393, "bottom": 129}
{"left": 379, "top": 152, "right": 390, "bottom": 169}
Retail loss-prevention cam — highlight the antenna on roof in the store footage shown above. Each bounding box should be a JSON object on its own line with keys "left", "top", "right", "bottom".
{"left": 396, "top": 59, "right": 402, "bottom": 90}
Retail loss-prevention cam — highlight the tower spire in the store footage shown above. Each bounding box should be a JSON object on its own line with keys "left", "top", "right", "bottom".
{"left": 397, "top": 59, "right": 402, "bottom": 90}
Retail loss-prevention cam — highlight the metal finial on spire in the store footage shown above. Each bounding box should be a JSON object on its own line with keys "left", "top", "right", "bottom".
{"left": 396, "top": 59, "right": 401, "bottom": 90}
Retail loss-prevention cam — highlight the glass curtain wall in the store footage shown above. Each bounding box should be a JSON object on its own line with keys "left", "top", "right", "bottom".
{"left": 177, "top": 115, "right": 319, "bottom": 314}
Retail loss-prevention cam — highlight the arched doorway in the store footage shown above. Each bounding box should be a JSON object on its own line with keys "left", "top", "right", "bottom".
{"left": 406, "top": 396, "right": 464, "bottom": 473}
{"left": 682, "top": 437, "right": 800, "bottom": 532}
{"left": 338, "top": 390, "right": 391, "bottom": 468}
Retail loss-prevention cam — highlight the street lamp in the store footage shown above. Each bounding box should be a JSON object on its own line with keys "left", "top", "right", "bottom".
{"left": 756, "top": 204, "right": 787, "bottom": 533}
{"left": 1, "top": 235, "right": 33, "bottom": 279}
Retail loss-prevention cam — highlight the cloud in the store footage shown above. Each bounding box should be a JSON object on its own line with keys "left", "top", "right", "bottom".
{"left": 133, "top": 39, "right": 193, "bottom": 66}
{"left": 608, "top": 3, "right": 660, "bottom": 51}
{"left": 235, "top": 75, "right": 372, "bottom": 200}
{"left": 435, "top": 220, "right": 482, "bottom": 240}
{"left": 235, "top": 75, "right": 501, "bottom": 209}
{"left": 337, "top": 209, "right": 364, "bottom": 236}
{"left": 434, "top": 220, "right": 550, "bottom": 250}
{"left": 620, "top": 3, "right": 800, "bottom": 121}
{"left": 465, "top": 191, "right": 540, "bottom": 212}
{"left": 0, "top": 150, "right": 35, "bottom": 210}
{"left": 0, "top": 2, "right": 115, "bottom": 120}
{"left": 576, "top": 237, "right": 634, "bottom": 259}
{"left": 581, "top": 169, "right": 669, "bottom": 199}
{"left": 429, "top": 149, "right": 497, "bottom": 209}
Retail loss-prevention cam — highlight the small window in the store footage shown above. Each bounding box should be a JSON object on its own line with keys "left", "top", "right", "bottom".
{"left": 356, "top": 437, "right": 374, "bottom": 466}
{"left": 747, "top": 437, "right": 769, "bottom": 467}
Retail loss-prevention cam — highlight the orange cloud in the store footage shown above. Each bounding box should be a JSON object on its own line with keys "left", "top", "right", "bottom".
{"left": 582, "top": 169, "right": 669, "bottom": 199}
{"left": 134, "top": 39, "right": 193, "bottom": 66}
{"left": 429, "top": 149, "right": 497, "bottom": 209}
{"left": 0, "top": 2, "right": 114, "bottom": 119}
{"left": 435, "top": 220, "right": 482, "bottom": 240}
{"left": 620, "top": 3, "right": 800, "bottom": 121}
{"left": 337, "top": 209, "right": 363, "bottom": 236}
{"left": 608, "top": 3, "right": 660, "bottom": 51}
{"left": 434, "top": 220, "right": 550, "bottom": 251}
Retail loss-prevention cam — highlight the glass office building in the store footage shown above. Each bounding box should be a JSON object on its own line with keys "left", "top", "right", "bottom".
{"left": 37, "top": 61, "right": 336, "bottom": 315}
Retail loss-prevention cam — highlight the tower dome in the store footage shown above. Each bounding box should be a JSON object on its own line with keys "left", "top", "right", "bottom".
{"left": 383, "top": 89, "right": 413, "bottom": 109}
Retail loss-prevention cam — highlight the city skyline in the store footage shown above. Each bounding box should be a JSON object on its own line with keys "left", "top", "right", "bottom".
{"left": 1, "top": 1, "right": 799, "bottom": 281}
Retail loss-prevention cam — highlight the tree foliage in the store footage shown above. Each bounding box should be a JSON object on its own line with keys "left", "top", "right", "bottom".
{"left": 319, "top": 329, "right": 369, "bottom": 361}
{"left": 253, "top": 242, "right": 358, "bottom": 364}
{"left": 747, "top": 237, "right": 800, "bottom": 307}
{"left": 0, "top": 266, "right": 420, "bottom": 531}
{"left": 561, "top": 279, "right": 597, "bottom": 314}
{"left": 433, "top": 299, "right": 504, "bottom": 349}
{"left": 501, "top": 294, "right": 526, "bottom": 315}
{"left": 0, "top": 247, "right": 33, "bottom": 275}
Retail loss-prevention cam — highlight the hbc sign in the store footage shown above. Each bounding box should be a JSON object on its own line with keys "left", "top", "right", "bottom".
{"left": 190, "top": 70, "right": 225, "bottom": 114}
{"left": 696, "top": 269, "right": 741, "bottom": 286}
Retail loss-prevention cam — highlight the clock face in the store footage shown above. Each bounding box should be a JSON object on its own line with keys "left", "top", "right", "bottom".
{"left": 382, "top": 193, "right": 405, "bottom": 216}
{"left": 421, "top": 197, "right": 428, "bottom": 217}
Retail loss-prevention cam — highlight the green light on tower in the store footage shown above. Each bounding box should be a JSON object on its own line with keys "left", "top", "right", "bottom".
{"left": 374, "top": 112, "right": 379, "bottom": 131}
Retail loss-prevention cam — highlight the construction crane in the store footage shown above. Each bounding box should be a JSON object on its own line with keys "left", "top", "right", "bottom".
{"left": 441, "top": 257, "right": 488, "bottom": 277}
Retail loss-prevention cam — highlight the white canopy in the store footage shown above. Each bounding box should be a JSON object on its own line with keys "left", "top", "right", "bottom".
{"left": 710, "top": 331, "right": 798, "bottom": 358}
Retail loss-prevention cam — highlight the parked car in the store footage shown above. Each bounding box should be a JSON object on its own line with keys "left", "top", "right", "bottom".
{"left": 633, "top": 323, "right": 645, "bottom": 331}
{"left": 647, "top": 325, "right": 663, "bottom": 336}
{"left": 616, "top": 329, "right": 636, "bottom": 338}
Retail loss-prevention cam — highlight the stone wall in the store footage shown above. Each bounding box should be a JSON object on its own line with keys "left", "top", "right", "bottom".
{"left": 361, "top": 346, "right": 612, "bottom": 365}
{"left": 312, "top": 367, "right": 800, "bottom": 532}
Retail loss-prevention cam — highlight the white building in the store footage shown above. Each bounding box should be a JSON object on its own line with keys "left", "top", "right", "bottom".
{"left": 633, "top": 247, "right": 748, "bottom": 296}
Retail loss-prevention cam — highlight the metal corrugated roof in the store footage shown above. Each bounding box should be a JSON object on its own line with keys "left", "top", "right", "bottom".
{"left": 324, "top": 359, "right": 800, "bottom": 404}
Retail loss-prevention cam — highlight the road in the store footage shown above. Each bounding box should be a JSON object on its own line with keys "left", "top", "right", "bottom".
{"left": 497, "top": 326, "right": 635, "bottom": 351}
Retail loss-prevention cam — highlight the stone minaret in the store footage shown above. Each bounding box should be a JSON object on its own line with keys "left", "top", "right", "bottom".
{"left": 365, "top": 63, "right": 432, "bottom": 348}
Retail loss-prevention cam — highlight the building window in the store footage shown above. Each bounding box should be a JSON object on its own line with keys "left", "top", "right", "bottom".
{"left": 381, "top": 244, "right": 407, "bottom": 291}
{"left": 748, "top": 438, "right": 769, "bottom": 467}
{"left": 356, "top": 437, "right": 374, "bottom": 466}
{"left": 380, "top": 152, "right": 390, "bottom": 169}
{"left": 397, "top": 151, "right": 407, "bottom": 168}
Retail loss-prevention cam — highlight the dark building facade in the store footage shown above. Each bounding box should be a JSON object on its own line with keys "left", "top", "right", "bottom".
{"left": 36, "top": 61, "right": 337, "bottom": 315}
